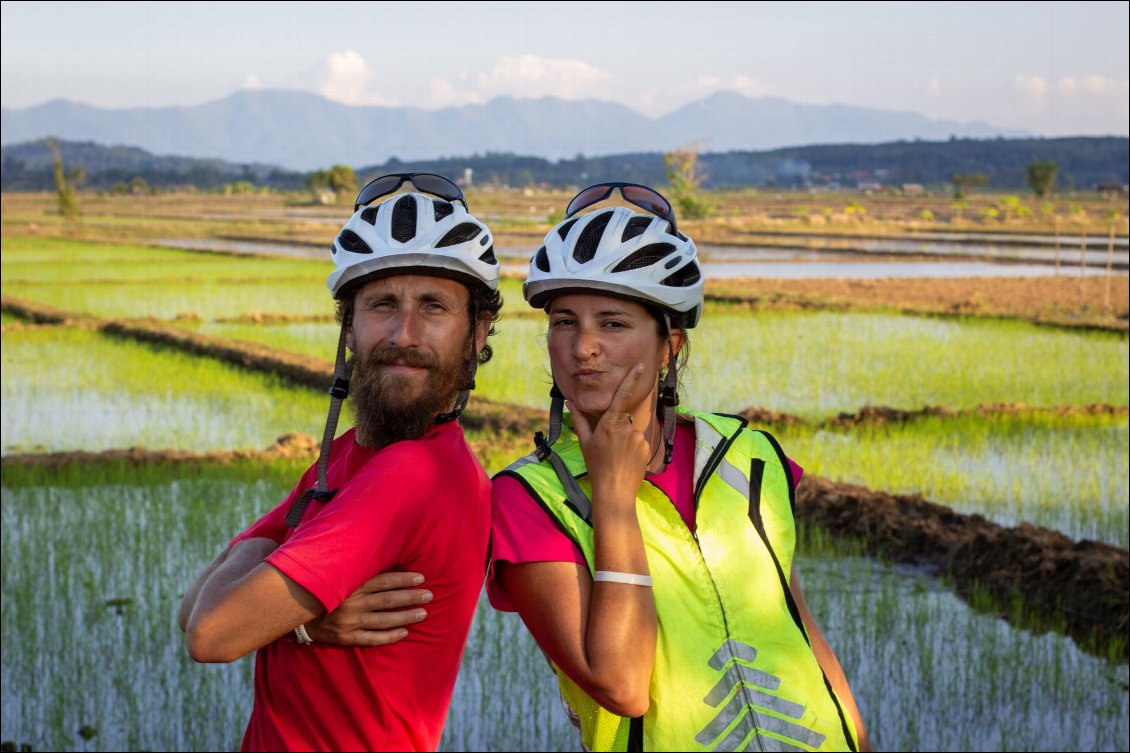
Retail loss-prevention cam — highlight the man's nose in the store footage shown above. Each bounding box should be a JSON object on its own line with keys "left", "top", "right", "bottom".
{"left": 387, "top": 310, "right": 424, "bottom": 347}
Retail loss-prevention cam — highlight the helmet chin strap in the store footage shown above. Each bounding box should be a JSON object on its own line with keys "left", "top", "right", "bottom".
{"left": 533, "top": 381, "right": 594, "bottom": 523}
{"left": 285, "top": 318, "right": 354, "bottom": 527}
{"left": 659, "top": 312, "right": 679, "bottom": 465}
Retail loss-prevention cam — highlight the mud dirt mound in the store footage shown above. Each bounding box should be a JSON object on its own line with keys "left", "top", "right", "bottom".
{"left": 798, "top": 475, "right": 1128, "bottom": 658}
{"left": 823, "top": 402, "right": 1128, "bottom": 429}
{"left": 706, "top": 275, "right": 1130, "bottom": 333}
{"left": 738, "top": 406, "right": 808, "bottom": 426}
{"left": 0, "top": 433, "right": 323, "bottom": 470}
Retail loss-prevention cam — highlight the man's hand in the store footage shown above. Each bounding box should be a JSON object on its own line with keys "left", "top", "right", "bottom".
{"left": 304, "top": 571, "right": 432, "bottom": 646}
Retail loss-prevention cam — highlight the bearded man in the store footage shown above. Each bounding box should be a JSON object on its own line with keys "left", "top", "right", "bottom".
{"left": 179, "top": 174, "right": 502, "bottom": 752}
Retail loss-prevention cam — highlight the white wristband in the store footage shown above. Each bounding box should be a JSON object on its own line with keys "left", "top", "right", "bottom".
{"left": 294, "top": 624, "right": 314, "bottom": 645}
{"left": 594, "top": 570, "right": 653, "bottom": 587}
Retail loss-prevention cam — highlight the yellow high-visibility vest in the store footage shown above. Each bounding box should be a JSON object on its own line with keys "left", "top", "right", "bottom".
{"left": 498, "top": 408, "right": 860, "bottom": 752}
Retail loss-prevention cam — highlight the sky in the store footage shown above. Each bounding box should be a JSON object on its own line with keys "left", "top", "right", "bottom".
{"left": 2, "top": 1, "right": 1127, "bottom": 136}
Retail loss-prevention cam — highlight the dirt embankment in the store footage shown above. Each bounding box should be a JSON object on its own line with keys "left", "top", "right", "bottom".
{"left": 707, "top": 275, "right": 1130, "bottom": 332}
{"left": 797, "top": 475, "right": 1128, "bottom": 658}
{"left": 740, "top": 403, "right": 1130, "bottom": 429}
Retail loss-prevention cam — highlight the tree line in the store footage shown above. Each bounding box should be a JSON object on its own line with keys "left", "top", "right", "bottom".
{"left": 2, "top": 136, "right": 1125, "bottom": 194}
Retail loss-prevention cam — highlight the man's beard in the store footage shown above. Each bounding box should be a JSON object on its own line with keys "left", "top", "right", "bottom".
{"left": 349, "top": 344, "right": 468, "bottom": 448}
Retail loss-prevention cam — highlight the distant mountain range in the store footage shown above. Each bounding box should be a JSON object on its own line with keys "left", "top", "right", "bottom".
{"left": 0, "top": 89, "right": 1028, "bottom": 172}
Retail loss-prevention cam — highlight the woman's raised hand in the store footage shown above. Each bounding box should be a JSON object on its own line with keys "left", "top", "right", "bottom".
{"left": 569, "top": 363, "right": 651, "bottom": 501}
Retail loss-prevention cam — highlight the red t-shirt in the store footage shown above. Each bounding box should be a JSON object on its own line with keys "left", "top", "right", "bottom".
{"left": 487, "top": 420, "right": 802, "bottom": 612}
{"left": 231, "top": 422, "right": 491, "bottom": 752}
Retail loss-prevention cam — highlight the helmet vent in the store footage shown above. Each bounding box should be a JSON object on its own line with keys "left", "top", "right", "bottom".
{"left": 660, "top": 260, "right": 701, "bottom": 288}
{"left": 437, "top": 222, "right": 483, "bottom": 247}
{"left": 573, "top": 211, "right": 612, "bottom": 264}
{"left": 391, "top": 196, "right": 417, "bottom": 243}
{"left": 337, "top": 229, "right": 373, "bottom": 255}
{"left": 433, "top": 201, "right": 454, "bottom": 221}
{"left": 478, "top": 246, "right": 498, "bottom": 265}
{"left": 360, "top": 206, "right": 379, "bottom": 225}
{"left": 610, "top": 243, "right": 675, "bottom": 273}
{"left": 534, "top": 246, "right": 550, "bottom": 272}
{"left": 556, "top": 218, "right": 579, "bottom": 240}
{"left": 480, "top": 234, "right": 490, "bottom": 246}
{"left": 621, "top": 216, "right": 652, "bottom": 242}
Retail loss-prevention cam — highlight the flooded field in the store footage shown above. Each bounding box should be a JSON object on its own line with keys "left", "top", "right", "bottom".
{"left": 2, "top": 193, "right": 1127, "bottom": 751}
{"left": 2, "top": 458, "right": 1126, "bottom": 753}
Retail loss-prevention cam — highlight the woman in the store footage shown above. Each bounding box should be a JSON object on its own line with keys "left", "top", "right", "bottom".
{"left": 488, "top": 182, "right": 871, "bottom": 752}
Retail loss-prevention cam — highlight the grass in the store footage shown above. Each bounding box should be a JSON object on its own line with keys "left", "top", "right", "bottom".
{"left": 797, "top": 549, "right": 1129, "bottom": 752}
{"left": 2, "top": 460, "right": 1125, "bottom": 752}
{"left": 159, "top": 307, "right": 1130, "bottom": 430}
{"left": 1, "top": 236, "right": 332, "bottom": 284}
{"left": 1, "top": 326, "right": 337, "bottom": 454}
{"left": 686, "top": 308, "right": 1128, "bottom": 417}
{"left": 777, "top": 411, "right": 1130, "bottom": 548}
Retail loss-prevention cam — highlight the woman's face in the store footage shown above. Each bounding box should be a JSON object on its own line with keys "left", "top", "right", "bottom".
{"left": 546, "top": 293, "right": 674, "bottom": 425}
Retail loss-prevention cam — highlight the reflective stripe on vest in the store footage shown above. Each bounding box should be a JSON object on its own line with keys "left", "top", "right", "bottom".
{"left": 498, "top": 408, "right": 860, "bottom": 752}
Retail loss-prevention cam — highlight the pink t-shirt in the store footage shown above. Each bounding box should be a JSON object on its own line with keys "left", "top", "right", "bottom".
{"left": 487, "top": 420, "right": 802, "bottom": 612}
{"left": 231, "top": 423, "right": 491, "bottom": 752}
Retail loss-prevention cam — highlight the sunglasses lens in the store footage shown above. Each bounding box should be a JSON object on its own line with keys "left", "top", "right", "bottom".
{"left": 410, "top": 174, "right": 463, "bottom": 203}
{"left": 566, "top": 185, "right": 615, "bottom": 217}
{"left": 622, "top": 185, "right": 672, "bottom": 217}
{"left": 355, "top": 175, "right": 403, "bottom": 208}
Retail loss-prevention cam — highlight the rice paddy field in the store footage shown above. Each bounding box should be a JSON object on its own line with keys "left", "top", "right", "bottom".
{"left": 2, "top": 193, "right": 1128, "bottom": 752}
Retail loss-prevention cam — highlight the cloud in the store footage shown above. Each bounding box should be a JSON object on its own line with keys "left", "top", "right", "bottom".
{"left": 242, "top": 73, "right": 264, "bottom": 91}
{"left": 1014, "top": 74, "right": 1049, "bottom": 103}
{"left": 926, "top": 77, "right": 942, "bottom": 97}
{"left": 1058, "top": 75, "right": 1121, "bottom": 95}
{"left": 695, "top": 74, "right": 762, "bottom": 98}
{"left": 427, "top": 54, "right": 613, "bottom": 108}
{"left": 427, "top": 76, "right": 485, "bottom": 109}
{"left": 478, "top": 54, "right": 613, "bottom": 99}
{"left": 1005, "top": 73, "right": 1128, "bottom": 134}
{"left": 316, "top": 50, "right": 396, "bottom": 106}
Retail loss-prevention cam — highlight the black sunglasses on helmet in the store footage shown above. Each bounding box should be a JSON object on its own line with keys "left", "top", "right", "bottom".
{"left": 564, "top": 181, "right": 678, "bottom": 235}
{"left": 354, "top": 172, "right": 467, "bottom": 212}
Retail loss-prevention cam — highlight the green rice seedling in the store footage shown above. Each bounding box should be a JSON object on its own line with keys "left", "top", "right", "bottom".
{"left": 686, "top": 309, "right": 1128, "bottom": 418}
{"left": 3, "top": 461, "right": 1125, "bottom": 752}
{"left": 1, "top": 237, "right": 331, "bottom": 284}
{"left": 467, "top": 309, "right": 1129, "bottom": 416}
{"left": 190, "top": 321, "right": 341, "bottom": 359}
{"left": 774, "top": 411, "right": 1129, "bottom": 547}
{"left": 1, "top": 277, "right": 334, "bottom": 320}
{"left": 797, "top": 552, "right": 1129, "bottom": 752}
{"left": 1, "top": 326, "right": 336, "bottom": 454}
{"left": 0, "top": 461, "right": 297, "bottom": 752}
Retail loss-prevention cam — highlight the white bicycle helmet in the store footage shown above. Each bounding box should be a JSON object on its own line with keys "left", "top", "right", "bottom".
{"left": 328, "top": 192, "right": 499, "bottom": 300}
{"left": 525, "top": 205, "right": 703, "bottom": 327}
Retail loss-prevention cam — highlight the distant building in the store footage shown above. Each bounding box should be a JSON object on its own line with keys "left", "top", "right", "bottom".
{"left": 1096, "top": 181, "right": 1127, "bottom": 199}
{"left": 901, "top": 183, "right": 925, "bottom": 196}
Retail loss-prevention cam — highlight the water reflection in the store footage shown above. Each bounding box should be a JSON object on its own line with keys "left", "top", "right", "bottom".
{"left": 154, "top": 238, "right": 1126, "bottom": 280}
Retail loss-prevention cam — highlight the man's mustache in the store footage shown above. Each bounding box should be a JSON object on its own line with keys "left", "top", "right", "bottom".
{"left": 363, "top": 347, "right": 437, "bottom": 370}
